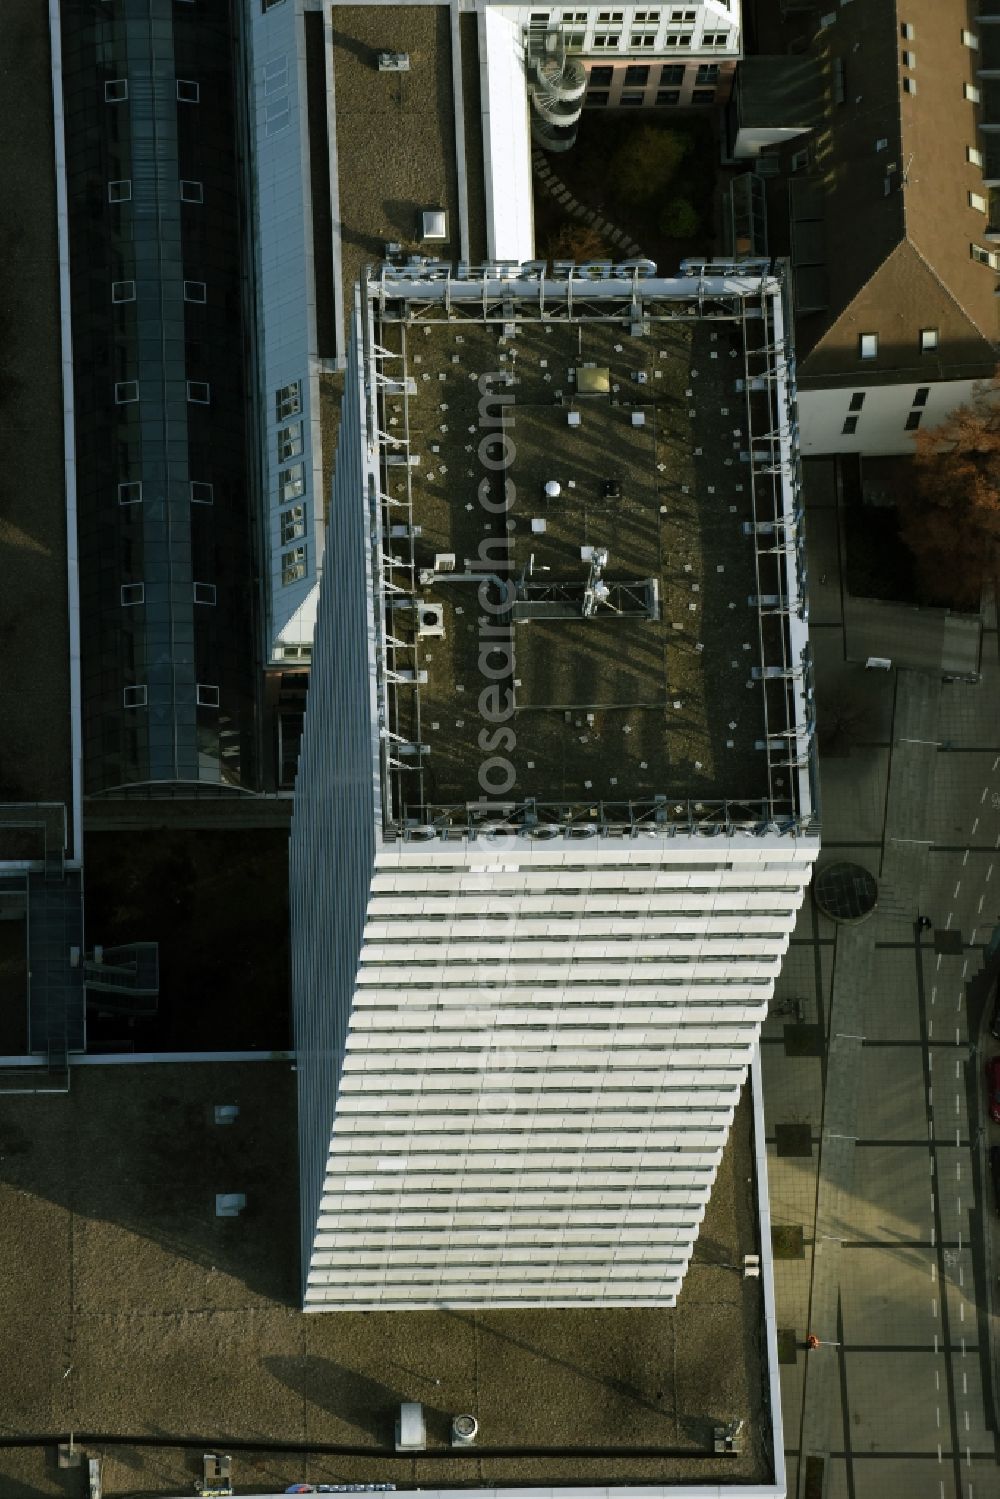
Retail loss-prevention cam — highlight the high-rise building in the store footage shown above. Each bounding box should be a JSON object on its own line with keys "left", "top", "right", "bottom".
{"left": 290, "top": 258, "right": 819, "bottom": 1310}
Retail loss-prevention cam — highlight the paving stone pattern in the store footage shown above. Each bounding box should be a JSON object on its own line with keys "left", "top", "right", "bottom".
{"left": 769, "top": 475, "right": 1000, "bottom": 1499}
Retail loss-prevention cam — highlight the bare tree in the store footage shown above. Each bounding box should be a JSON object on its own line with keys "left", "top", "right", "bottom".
{"left": 900, "top": 373, "right": 1000, "bottom": 606}
{"left": 546, "top": 222, "right": 611, "bottom": 265}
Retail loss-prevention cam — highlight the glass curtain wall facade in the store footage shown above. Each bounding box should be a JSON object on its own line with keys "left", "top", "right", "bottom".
{"left": 61, "top": 0, "right": 259, "bottom": 794}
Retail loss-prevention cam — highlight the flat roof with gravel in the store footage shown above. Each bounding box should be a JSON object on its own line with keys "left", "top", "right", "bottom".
{"left": 367, "top": 268, "right": 813, "bottom": 837}
{"left": 329, "top": 6, "right": 465, "bottom": 355}
{"left": 385, "top": 314, "right": 770, "bottom": 817}
{"left": 0, "top": 1062, "right": 770, "bottom": 1495}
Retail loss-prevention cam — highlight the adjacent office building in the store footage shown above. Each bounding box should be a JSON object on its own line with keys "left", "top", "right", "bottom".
{"left": 290, "top": 257, "right": 818, "bottom": 1310}
{"left": 59, "top": 0, "right": 261, "bottom": 794}
{"left": 723, "top": 0, "right": 1000, "bottom": 455}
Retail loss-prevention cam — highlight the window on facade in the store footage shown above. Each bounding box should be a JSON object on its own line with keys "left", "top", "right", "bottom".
{"left": 970, "top": 191, "right": 988, "bottom": 212}
{"left": 841, "top": 416, "right": 858, "bottom": 436}
{"left": 656, "top": 88, "right": 681, "bottom": 105}
{"left": 121, "top": 583, "right": 145, "bottom": 606}
{"left": 105, "top": 79, "right": 128, "bottom": 102}
{"left": 277, "top": 421, "right": 303, "bottom": 461}
{"left": 190, "top": 480, "right": 214, "bottom": 504}
{"left": 282, "top": 546, "right": 307, "bottom": 585}
{"left": 913, "top": 386, "right": 930, "bottom": 407}
{"left": 920, "top": 328, "right": 939, "bottom": 353}
{"left": 187, "top": 380, "right": 211, "bottom": 404}
{"left": 597, "top": 10, "right": 623, "bottom": 20}
{"left": 968, "top": 145, "right": 984, "bottom": 167}
{"left": 183, "top": 280, "right": 207, "bottom": 303}
{"left": 281, "top": 505, "right": 306, "bottom": 543}
{"left": 848, "top": 392, "right": 865, "bottom": 412}
{"left": 108, "top": 180, "right": 132, "bottom": 203}
{"left": 902, "top": 51, "right": 916, "bottom": 69}
{"left": 180, "top": 179, "right": 204, "bottom": 203}
{"left": 115, "top": 380, "right": 139, "bottom": 404}
{"left": 176, "top": 79, "right": 200, "bottom": 102}
{"left": 696, "top": 64, "right": 720, "bottom": 83}
{"left": 692, "top": 89, "right": 716, "bottom": 104}
{"left": 859, "top": 333, "right": 878, "bottom": 359}
{"left": 279, "top": 463, "right": 305, "bottom": 501}
{"left": 112, "top": 280, "right": 136, "bottom": 303}
{"left": 197, "top": 683, "right": 220, "bottom": 708}
{"left": 971, "top": 243, "right": 999, "bottom": 266}
{"left": 903, "top": 76, "right": 917, "bottom": 94}
{"left": 900, "top": 22, "right": 914, "bottom": 41}
{"left": 193, "top": 582, "right": 217, "bottom": 605}
{"left": 565, "top": 32, "right": 585, "bottom": 49}
{"left": 669, "top": 7, "right": 696, "bottom": 19}
{"left": 965, "top": 84, "right": 981, "bottom": 103}
{"left": 624, "top": 65, "right": 650, "bottom": 86}
{"left": 962, "top": 29, "right": 979, "bottom": 49}
{"left": 589, "top": 66, "right": 613, "bottom": 86}
{"left": 704, "top": 33, "right": 730, "bottom": 47}
{"left": 593, "top": 32, "right": 622, "bottom": 48}
{"left": 630, "top": 33, "right": 657, "bottom": 48}
{"left": 620, "top": 92, "right": 645, "bottom": 106}
{"left": 118, "top": 481, "right": 142, "bottom": 504}
{"left": 585, "top": 90, "right": 610, "bottom": 106}
{"left": 665, "top": 34, "right": 692, "bottom": 48}
{"left": 275, "top": 380, "right": 302, "bottom": 421}
{"left": 905, "top": 410, "right": 922, "bottom": 431}
{"left": 123, "top": 685, "right": 147, "bottom": 708}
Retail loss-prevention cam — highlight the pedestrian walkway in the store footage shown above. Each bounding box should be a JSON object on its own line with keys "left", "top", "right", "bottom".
{"left": 767, "top": 545, "right": 1000, "bottom": 1499}
{"left": 797, "top": 922, "right": 873, "bottom": 1475}
{"left": 531, "top": 148, "right": 648, "bottom": 258}
{"left": 878, "top": 672, "right": 943, "bottom": 924}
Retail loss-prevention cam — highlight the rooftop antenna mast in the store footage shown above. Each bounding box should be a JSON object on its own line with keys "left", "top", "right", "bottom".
{"left": 582, "top": 547, "right": 609, "bottom": 617}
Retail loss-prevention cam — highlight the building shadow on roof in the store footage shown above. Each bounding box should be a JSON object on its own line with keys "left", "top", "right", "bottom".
{"left": 265, "top": 1354, "right": 450, "bottom": 1446}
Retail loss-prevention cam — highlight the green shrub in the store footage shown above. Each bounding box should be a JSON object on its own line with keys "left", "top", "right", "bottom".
{"left": 658, "top": 197, "right": 700, "bottom": 238}
{"left": 609, "top": 125, "right": 690, "bottom": 208}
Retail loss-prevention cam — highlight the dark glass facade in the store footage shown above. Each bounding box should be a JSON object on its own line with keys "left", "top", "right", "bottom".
{"left": 61, "top": 0, "right": 259, "bottom": 794}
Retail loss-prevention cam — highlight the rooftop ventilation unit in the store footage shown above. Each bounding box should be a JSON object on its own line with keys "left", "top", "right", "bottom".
{"left": 451, "top": 1414, "right": 478, "bottom": 1447}
{"left": 215, "top": 1193, "right": 246, "bottom": 1218}
{"left": 417, "top": 602, "right": 445, "bottom": 638}
{"left": 396, "top": 1403, "right": 426, "bottom": 1452}
{"left": 378, "top": 52, "right": 410, "bottom": 72}
{"left": 421, "top": 208, "right": 448, "bottom": 241}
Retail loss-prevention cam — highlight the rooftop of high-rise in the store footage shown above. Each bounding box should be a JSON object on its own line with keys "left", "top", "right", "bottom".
{"left": 364, "top": 264, "right": 815, "bottom": 840}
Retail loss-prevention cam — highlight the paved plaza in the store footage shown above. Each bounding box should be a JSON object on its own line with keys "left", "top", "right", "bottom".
{"left": 768, "top": 466, "right": 1000, "bottom": 1499}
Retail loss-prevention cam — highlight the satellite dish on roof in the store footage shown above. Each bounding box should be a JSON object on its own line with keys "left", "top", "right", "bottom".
{"left": 544, "top": 480, "right": 561, "bottom": 498}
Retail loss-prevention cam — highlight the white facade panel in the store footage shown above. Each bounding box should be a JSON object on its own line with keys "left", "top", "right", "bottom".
{"left": 798, "top": 379, "right": 977, "bottom": 456}
{"left": 298, "top": 837, "right": 812, "bottom": 1311}
{"left": 497, "top": 1, "right": 741, "bottom": 60}
{"left": 248, "top": 0, "right": 326, "bottom": 662}
{"left": 479, "top": 8, "right": 535, "bottom": 259}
